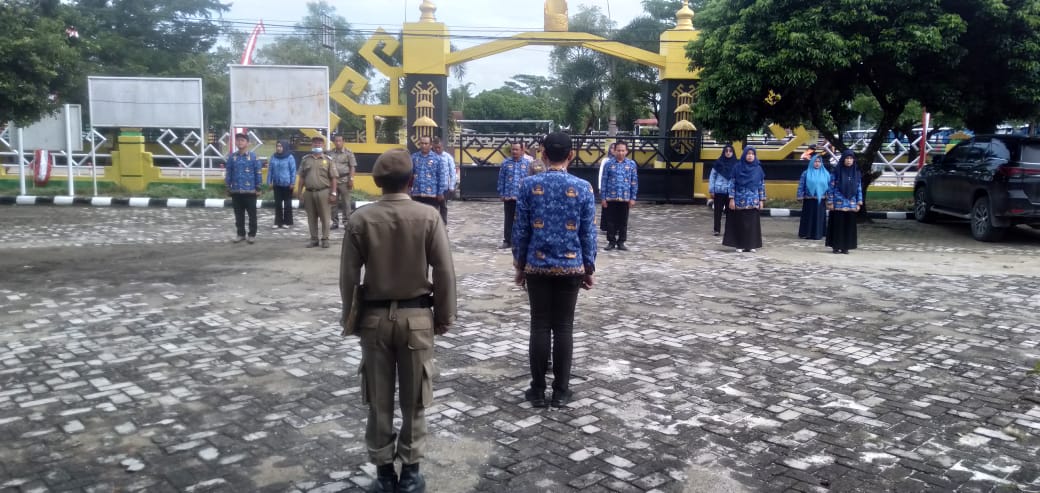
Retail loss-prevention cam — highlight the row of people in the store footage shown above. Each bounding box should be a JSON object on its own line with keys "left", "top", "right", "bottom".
{"left": 708, "top": 146, "right": 863, "bottom": 254}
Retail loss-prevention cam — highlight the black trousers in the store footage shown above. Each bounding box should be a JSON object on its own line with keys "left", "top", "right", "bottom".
{"left": 603, "top": 201, "right": 630, "bottom": 244}
{"left": 712, "top": 193, "right": 730, "bottom": 233}
{"left": 526, "top": 274, "right": 582, "bottom": 394}
{"left": 826, "top": 210, "right": 858, "bottom": 251}
{"left": 272, "top": 186, "right": 293, "bottom": 226}
{"left": 503, "top": 199, "right": 517, "bottom": 244}
{"left": 412, "top": 196, "right": 445, "bottom": 223}
{"left": 230, "top": 193, "right": 257, "bottom": 238}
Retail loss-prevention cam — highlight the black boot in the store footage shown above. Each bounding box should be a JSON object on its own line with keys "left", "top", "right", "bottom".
{"left": 398, "top": 463, "right": 426, "bottom": 493}
{"left": 616, "top": 242, "right": 629, "bottom": 251}
{"left": 366, "top": 464, "right": 397, "bottom": 493}
{"left": 605, "top": 242, "right": 616, "bottom": 251}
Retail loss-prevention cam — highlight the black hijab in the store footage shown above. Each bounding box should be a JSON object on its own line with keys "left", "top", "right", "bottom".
{"left": 834, "top": 149, "right": 860, "bottom": 199}
{"left": 713, "top": 144, "right": 739, "bottom": 179}
{"left": 733, "top": 147, "right": 765, "bottom": 189}
{"left": 273, "top": 140, "right": 291, "bottom": 159}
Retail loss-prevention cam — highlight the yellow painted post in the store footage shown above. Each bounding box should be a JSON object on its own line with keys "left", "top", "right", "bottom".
{"left": 403, "top": 2, "right": 450, "bottom": 153}
{"left": 658, "top": 1, "right": 704, "bottom": 200}
{"left": 110, "top": 134, "right": 153, "bottom": 192}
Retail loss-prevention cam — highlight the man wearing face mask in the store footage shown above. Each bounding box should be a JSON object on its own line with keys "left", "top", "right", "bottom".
{"left": 295, "top": 135, "right": 339, "bottom": 248}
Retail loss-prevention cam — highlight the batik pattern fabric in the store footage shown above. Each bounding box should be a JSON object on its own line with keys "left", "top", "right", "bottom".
{"left": 727, "top": 179, "right": 766, "bottom": 209}
{"left": 267, "top": 154, "right": 297, "bottom": 187}
{"left": 225, "top": 151, "right": 262, "bottom": 193}
{"left": 497, "top": 157, "right": 530, "bottom": 199}
{"left": 599, "top": 158, "right": 639, "bottom": 201}
{"left": 826, "top": 171, "right": 864, "bottom": 211}
{"left": 410, "top": 151, "right": 446, "bottom": 198}
{"left": 512, "top": 170, "right": 597, "bottom": 276}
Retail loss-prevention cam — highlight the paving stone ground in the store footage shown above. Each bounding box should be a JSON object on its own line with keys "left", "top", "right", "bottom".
{"left": 0, "top": 202, "right": 1039, "bottom": 493}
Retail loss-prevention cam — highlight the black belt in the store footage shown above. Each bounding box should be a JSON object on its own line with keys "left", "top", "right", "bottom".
{"left": 366, "top": 295, "right": 433, "bottom": 309}
{"left": 306, "top": 187, "right": 328, "bottom": 192}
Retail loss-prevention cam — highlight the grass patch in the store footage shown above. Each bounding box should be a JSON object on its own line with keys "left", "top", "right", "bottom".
{"left": 0, "top": 180, "right": 128, "bottom": 197}
{"left": 764, "top": 197, "right": 914, "bottom": 211}
{"left": 143, "top": 184, "right": 228, "bottom": 199}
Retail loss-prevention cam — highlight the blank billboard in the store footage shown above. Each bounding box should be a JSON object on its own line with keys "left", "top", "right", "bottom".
{"left": 230, "top": 65, "right": 330, "bottom": 129}
{"left": 88, "top": 77, "right": 203, "bottom": 129}
{"left": 12, "top": 105, "right": 84, "bottom": 151}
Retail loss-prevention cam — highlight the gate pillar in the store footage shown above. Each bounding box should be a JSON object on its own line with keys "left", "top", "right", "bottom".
{"left": 403, "top": 1, "right": 450, "bottom": 152}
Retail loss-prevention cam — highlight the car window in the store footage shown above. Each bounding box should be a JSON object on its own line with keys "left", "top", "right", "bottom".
{"left": 986, "top": 139, "right": 1012, "bottom": 162}
{"left": 943, "top": 143, "right": 970, "bottom": 164}
{"left": 1021, "top": 144, "right": 1040, "bottom": 165}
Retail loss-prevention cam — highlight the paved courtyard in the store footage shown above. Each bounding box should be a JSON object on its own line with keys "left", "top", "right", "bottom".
{"left": 0, "top": 201, "right": 1039, "bottom": 493}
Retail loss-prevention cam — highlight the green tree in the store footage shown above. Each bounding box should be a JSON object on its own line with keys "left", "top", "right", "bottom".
{"left": 464, "top": 87, "right": 562, "bottom": 127}
{"left": 0, "top": 1, "right": 82, "bottom": 124}
{"left": 687, "top": 0, "right": 970, "bottom": 213}
{"left": 551, "top": 6, "right": 615, "bottom": 132}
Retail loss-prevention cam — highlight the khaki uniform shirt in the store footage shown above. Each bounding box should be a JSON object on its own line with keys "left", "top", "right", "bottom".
{"left": 340, "top": 193, "right": 457, "bottom": 328}
{"left": 329, "top": 148, "right": 357, "bottom": 185}
{"left": 298, "top": 153, "right": 338, "bottom": 190}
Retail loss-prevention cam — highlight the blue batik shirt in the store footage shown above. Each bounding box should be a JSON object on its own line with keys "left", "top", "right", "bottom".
{"left": 512, "top": 169, "right": 597, "bottom": 276}
{"left": 267, "top": 154, "right": 297, "bottom": 187}
{"left": 225, "top": 151, "right": 262, "bottom": 194}
{"left": 600, "top": 158, "right": 639, "bottom": 201}
{"left": 410, "top": 151, "right": 446, "bottom": 198}
{"left": 827, "top": 173, "right": 864, "bottom": 211}
{"left": 708, "top": 168, "right": 733, "bottom": 195}
{"left": 727, "top": 177, "right": 766, "bottom": 209}
{"left": 498, "top": 157, "right": 530, "bottom": 199}
{"left": 440, "top": 151, "right": 457, "bottom": 190}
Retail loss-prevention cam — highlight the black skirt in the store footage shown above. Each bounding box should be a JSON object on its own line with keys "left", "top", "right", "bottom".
{"left": 826, "top": 210, "right": 858, "bottom": 250}
{"left": 798, "top": 198, "right": 827, "bottom": 240}
{"left": 722, "top": 208, "right": 762, "bottom": 250}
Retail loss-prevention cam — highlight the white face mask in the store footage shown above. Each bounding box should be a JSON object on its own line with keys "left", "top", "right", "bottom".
{"left": 312, "top": 147, "right": 323, "bottom": 154}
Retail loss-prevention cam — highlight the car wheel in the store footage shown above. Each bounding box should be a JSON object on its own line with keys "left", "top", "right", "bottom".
{"left": 971, "top": 196, "right": 1007, "bottom": 242}
{"left": 913, "top": 187, "right": 935, "bottom": 223}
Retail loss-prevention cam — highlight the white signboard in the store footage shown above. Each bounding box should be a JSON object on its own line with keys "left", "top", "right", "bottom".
{"left": 12, "top": 105, "right": 83, "bottom": 151}
{"left": 88, "top": 77, "right": 203, "bottom": 128}
{"left": 230, "top": 65, "right": 330, "bottom": 129}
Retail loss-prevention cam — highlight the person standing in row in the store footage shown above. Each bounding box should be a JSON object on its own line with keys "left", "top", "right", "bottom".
{"left": 267, "top": 140, "right": 297, "bottom": 229}
{"left": 497, "top": 143, "right": 529, "bottom": 249}
{"left": 708, "top": 144, "right": 738, "bottom": 237}
{"left": 826, "top": 150, "right": 862, "bottom": 254}
{"left": 295, "top": 135, "right": 338, "bottom": 248}
{"left": 512, "top": 132, "right": 596, "bottom": 409}
{"left": 329, "top": 134, "right": 357, "bottom": 230}
{"left": 432, "top": 137, "right": 456, "bottom": 224}
{"left": 410, "top": 136, "right": 447, "bottom": 223}
{"left": 599, "top": 141, "right": 638, "bottom": 251}
{"left": 723, "top": 147, "right": 766, "bottom": 253}
{"left": 225, "top": 133, "right": 262, "bottom": 244}
{"left": 597, "top": 142, "right": 616, "bottom": 234}
{"left": 340, "top": 149, "right": 457, "bottom": 493}
{"left": 797, "top": 154, "right": 829, "bottom": 240}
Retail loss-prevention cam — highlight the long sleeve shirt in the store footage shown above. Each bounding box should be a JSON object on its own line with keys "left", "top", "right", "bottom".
{"left": 440, "top": 151, "right": 457, "bottom": 191}
{"left": 340, "top": 193, "right": 457, "bottom": 331}
{"left": 410, "top": 151, "right": 445, "bottom": 198}
{"left": 512, "top": 170, "right": 597, "bottom": 277}
{"left": 826, "top": 175, "right": 864, "bottom": 211}
{"left": 267, "top": 154, "right": 297, "bottom": 187}
{"left": 225, "top": 151, "right": 262, "bottom": 194}
{"left": 497, "top": 157, "right": 529, "bottom": 200}
{"left": 796, "top": 172, "right": 828, "bottom": 200}
{"left": 600, "top": 158, "right": 639, "bottom": 201}
{"left": 728, "top": 178, "right": 766, "bottom": 209}
{"left": 708, "top": 169, "right": 733, "bottom": 195}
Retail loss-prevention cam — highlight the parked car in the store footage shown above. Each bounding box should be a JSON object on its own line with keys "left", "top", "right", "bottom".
{"left": 914, "top": 134, "right": 1040, "bottom": 241}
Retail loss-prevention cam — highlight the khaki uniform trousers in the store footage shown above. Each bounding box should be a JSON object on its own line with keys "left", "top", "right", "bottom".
{"left": 358, "top": 304, "right": 435, "bottom": 465}
{"left": 303, "top": 188, "right": 332, "bottom": 241}
{"left": 332, "top": 182, "right": 352, "bottom": 225}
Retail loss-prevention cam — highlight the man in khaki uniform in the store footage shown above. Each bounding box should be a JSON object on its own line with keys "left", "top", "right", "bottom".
{"left": 295, "top": 135, "right": 338, "bottom": 248}
{"left": 329, "top": 134, "right": 357, "bottom": 230}
{"left": 341, "top": 149, "right": 456, "bottom": 493}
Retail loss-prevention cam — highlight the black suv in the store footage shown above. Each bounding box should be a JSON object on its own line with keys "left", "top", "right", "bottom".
{"left": 914, "top": 134, "right": 1040, "bottom": 241}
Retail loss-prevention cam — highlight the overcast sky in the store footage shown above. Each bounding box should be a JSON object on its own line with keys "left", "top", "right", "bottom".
{"left": 224, "top": 0, "right": 648, "bottom": 93}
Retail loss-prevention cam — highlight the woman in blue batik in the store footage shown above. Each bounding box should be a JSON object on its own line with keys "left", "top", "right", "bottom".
{"left": 826, "top": 149, "right": 863, "bottom": 254}
{"left": 267, "top": 140, "right": 297, "bottom": 228}
{"left": 708, "top": 144, "right": 739, "bottom": 236}
{"left": 723, "top": 147, "right": 766, "bottom": 252}
{"left": 796, "top": 154, "right": 829, "bottom": 240}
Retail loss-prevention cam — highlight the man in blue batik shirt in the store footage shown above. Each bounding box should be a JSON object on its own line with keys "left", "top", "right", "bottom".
{"left": 225, "top": 133, "right": 263, "bottom": 244}
{"left": 512, "top": 131, "right": 596, "bottom": 409}
{"left": 599, "top": 141, "right": 639, "bottom": 251}
{"left": 410, "top": 135, "right": 447, "bottom": 223}
{"left": 497, "top": 143, "right": 530, "bottom": 249}
{"left": 432, "top": 136, "right": 456, "bottom": 224}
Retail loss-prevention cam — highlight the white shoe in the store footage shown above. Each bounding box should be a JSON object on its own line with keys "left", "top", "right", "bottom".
{"left": 748, "top": 249, "right": 756, "bottom": 253}
{"left": 735, "top": 248, "right": 744, "bottom": 253}
{"left": 246, "top": 236, "right": 255, "bottom": 244}
{"left": 232, "top": 236, "right": 245, "bottom": 243}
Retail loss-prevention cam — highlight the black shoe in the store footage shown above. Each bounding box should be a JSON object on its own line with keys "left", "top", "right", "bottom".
{"left": 498, "top": 241, "right": 511, "bottom": 249}
{"left": 398, "top": 463, "right": 426, "bottom": 493}
{"left": 331, "top": 223, "right": 339, "bottom": 230}
{"left": 713, "top": 231, "right": 720, "bottom": 236}
{"left": 524, "top": 388, "right": 548, "bottom": 408}
{"left": 832, "top": 248, "right": 839, "bottom": 254}
{"left": 366, "top": 464, "right": 397, "bottom": 493}
{"left": 605, "top": 243, "right": 615, "bottom": 251}
{"left": 307, "top": 241, "right": 319, "bottom": 248}
{"left": 841, "top": 249, "right": 849, "bottom": 254}
{"left": 551, "top": 389, "right": 573, "bottom": 408}
{"left": 616, "top": 243, "right": 629, "bottom": 251}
